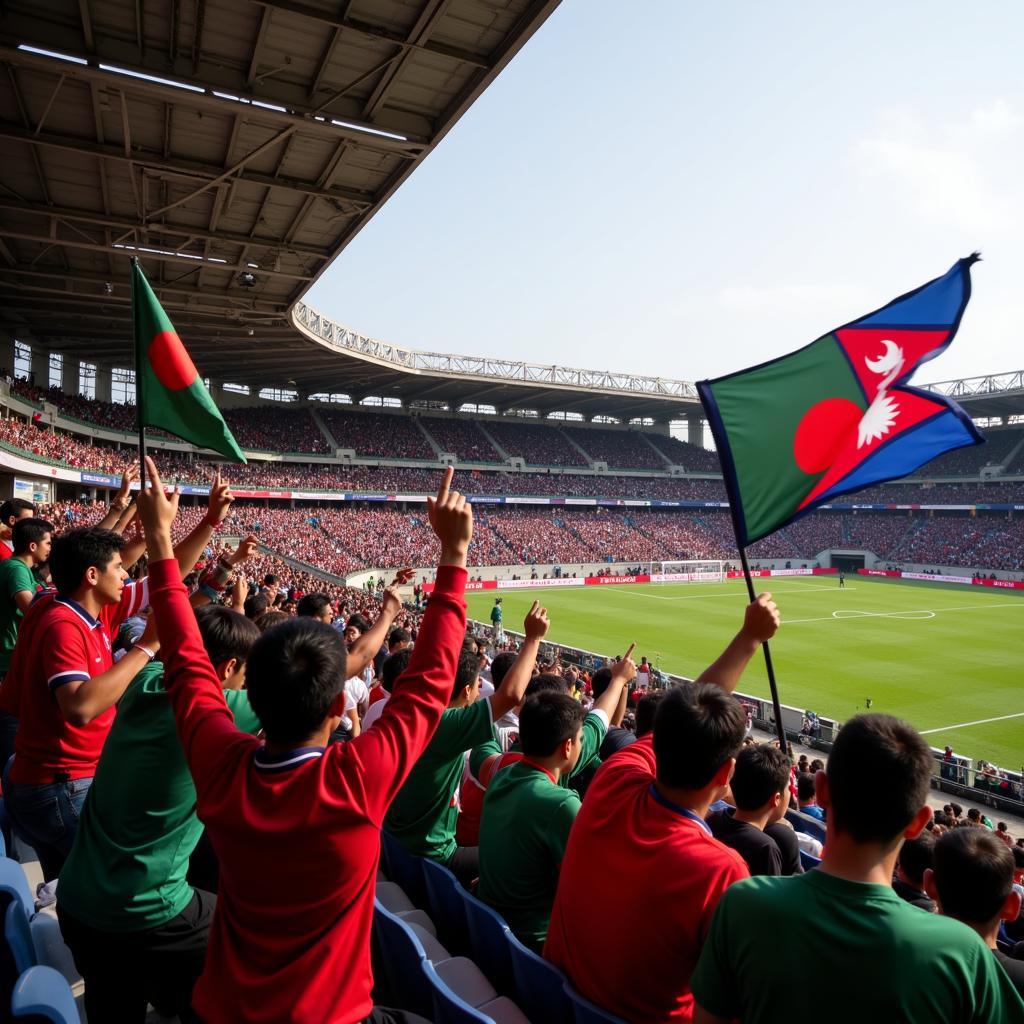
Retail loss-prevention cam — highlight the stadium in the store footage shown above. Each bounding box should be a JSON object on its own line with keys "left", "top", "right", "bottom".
{"left": 0, "top": 0, "right": 1023, "bottom": 1021}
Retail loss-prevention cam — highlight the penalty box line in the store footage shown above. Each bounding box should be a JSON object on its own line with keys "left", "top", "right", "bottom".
{"left": 920, "top": 711, "right": 1024, "bottom": 735}
{"left": 624, "top": 583, "right": 857, "bottom": 602}
{"left": 782, "top": 601, "right": 1024, "bottom": 625}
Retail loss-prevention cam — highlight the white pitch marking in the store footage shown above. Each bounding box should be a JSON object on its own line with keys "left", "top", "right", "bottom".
{"left": 783, "top": 602, "right": 1024, "bottom": 625}
{"left": 624, "top": 585, "right": 858, "bottom": 602}
{"left": 920, "top": 712, "right": 1024, "bottom": 735}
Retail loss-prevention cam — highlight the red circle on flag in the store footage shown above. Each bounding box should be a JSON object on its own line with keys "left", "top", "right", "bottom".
{"left": 148, "top": 331, "right": 198, "bottom": 391}
{"left": 793, "top": 397, "right": 862, "bottom": 474}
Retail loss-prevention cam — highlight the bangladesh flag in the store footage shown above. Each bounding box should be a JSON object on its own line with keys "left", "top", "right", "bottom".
{"left": 131, "top": 261, "right": 246, "bottom": 463}
{"left": 698, "top": 256, "right": 983, "bottom": 548}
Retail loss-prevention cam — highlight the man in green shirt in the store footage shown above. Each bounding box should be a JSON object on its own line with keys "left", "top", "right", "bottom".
{"left": 490, "top": 597, "right": 503, "bottom": 642}
{"left": 384, "top": 600, "right": 548, "bottom": 883}
{"left": 56, "top": 603, "right": 262, "bottom": 1023}
{"left": 691, "top": 714, "right": 1024, "bottom": 1024}
{"left": 0, "top": 516, "right": 51, "bottom": 767}
{"left": 477, "top": 690, "right": 591, "bottom": 949}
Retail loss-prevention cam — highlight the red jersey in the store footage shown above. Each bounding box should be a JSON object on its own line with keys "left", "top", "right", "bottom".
{"left": 150, "top": 558, "right": 467, "bottom": 1024}
{"left": 456, "top": 749, "right": 523, "bottom": 847}
{"left": 544, "top": 737, "right": 749, "bottom": 1022}
{"left": 0, "top": 541, "right": 11, "bottom": 562}
{"left": 2, "top": 581, "right": 149, "bottom": 784}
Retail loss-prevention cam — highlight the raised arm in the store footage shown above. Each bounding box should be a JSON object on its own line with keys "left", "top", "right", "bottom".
{"left": 488, "top": 601, "right": 549, "bottom": 719}
{"left": 95, "top": 464, "right": 138, "bottom": 530}
{"left": 592, "top": 644, "right": 638, "bottom": 720}
{"left": 345, "top": 568, "right": 413, "bottom": 679}
{"left": 170, "top": 469, "right": 233, "bottom": 580}
{"left": 695, "top": 593, "right": 780, "bottom": 693}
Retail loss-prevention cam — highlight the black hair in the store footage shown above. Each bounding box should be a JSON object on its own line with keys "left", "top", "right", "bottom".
{"left": 635, "top": 690, "right": 666, "bottom": 738}
{"left": 652, "top": 683, "right": 745, "bottom": 790}
{"left": 263, "top": 574, "right": 278, "bottom": 586}
{"left": 297, "top": 593, "right": 333, "bottom": 619}
{"left": 519, "top": 692, "right": 587, "bottom": 758}
{"left": 590, "top": 667, "right": 613, "bottom": 699}
{"left": 730, "top": 744, "right": 791, "bottom": 811}
{"left": 896, "top": 830, "right": 935, "bottom": 886}
{"left": 524, "top": 673, "right": 568, "bottom": 699}
{"left": 826, "top": 714, "right": 932, "bottom": 844}
{"left": 346, "top": 614, "right": 371, "bottom": 635}
{"left": 381, "top": 648, "right": 413, "bottom": 694}
{"left": 244, "top": 593, "right": 270, "bottom": 620}
{"left": 0, "top": 498, "right": 35, "bottom": 528}
{"left": 49, "top": 527, "right": 126, "bottom": 595}
{"left": 932, "top": 827, "right": 1014, "bottom": 924}
{"left": 12, "top": 517, "right": 53, "bottom": 556}
{"left": 246, "top": 618, "right": 348, "bottom": 746}
{"left": 195, "top": 605, "right": 260, "bottom": 669}
{"left": 254, "top": 609, "right": 289, "bottom": 633}
{"left": 797, "top": 772, "right": 817, "bottom": 803}
{"left": 490, "top": 652, "right": 517, "bottom": 688}
{"left": 450, "top": 647, "right": 482, "bottom": 703}
{"left": 967, "top": 808, "right": 982, "bottom": 822}
{"left": 388, "top": 627, "right": 411, "bottom": 650}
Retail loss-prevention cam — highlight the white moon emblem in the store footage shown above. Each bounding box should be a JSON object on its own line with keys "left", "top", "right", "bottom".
{"left": 865, "top": 339, "right": 902, "bottom": 375}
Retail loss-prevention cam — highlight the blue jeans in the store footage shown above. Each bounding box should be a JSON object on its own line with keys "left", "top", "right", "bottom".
{"left": 3, "top": 767, "right": 92, "bottom": 882}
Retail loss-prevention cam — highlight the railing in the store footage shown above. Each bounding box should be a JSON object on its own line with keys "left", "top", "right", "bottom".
{"left": 291, "top": 302, "right": 700, "bottom": 400}
{"left": 925, "top": 370, "right": 1024, "bottom": 399}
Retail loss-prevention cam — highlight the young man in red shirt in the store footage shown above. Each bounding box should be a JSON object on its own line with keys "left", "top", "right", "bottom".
{"left": 0, "top": 471, "right": 233, "bottom": 881}
{"left": 0, "top": 498, "right": 36, "bottom": 560}
{"left": 137, "top": 460, "right": 472, "bottom": 1024}
{"left": 544, "top": 594, "right": 780, "bottom": 1023}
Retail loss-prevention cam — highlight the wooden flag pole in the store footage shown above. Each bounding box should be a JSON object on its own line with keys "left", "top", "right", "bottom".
{"left": 131, "top": 257, "right": 149, "bottom": 492}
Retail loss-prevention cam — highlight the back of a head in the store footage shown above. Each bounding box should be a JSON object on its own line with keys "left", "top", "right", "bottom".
{"left": 49, "top": 527, "right": 125, "bottom": 595}
{"left": 796, "top": 772, "right": 817, "bottom": 804}
{"left": 381, "top": 647, "right": 413, "bottom": 693}
{"left": 518, "top": 691, "right": 587, "bottom": 758}
{"left": 932, "top": 827, "right": 1013, "bottom": 924}
{"left": 450, "top": 647, "right": 482, "bottom": 703}
{"left": 296, "top": 593, "right": 332, "bottom": 619}
{"left": 590, "top": 667, "right": 613, "bottom": 700}
{"left": 524, "top": 673, "right": 569, "bottom": 699}
{"left": 731, "top": 743, "right": 791, "bottom": 811}
{"left": 244, "top": 592, "right": 270, "bottom": 620}
{"left": 635, "top": 690, "right": 667, "bottom": 737}
{"left": 490, "top": 651, "right": 517, "bottom": 688}
{"left": 246, "top": 618, "right": 347, "bottom": 746}
{"left": 388, "top": 627, "right": 411, "bottom": 650}
{"left": 12, "top": 517, "right": 53, "bottom": 555}
{"left": 1, "top": 498, "right": 35, "bottom": 527}
{"left": 827, "top": 714, "right": 932, "bottom": 844}
{"left": 254, "top": 609, "right": 289, "bottom": 633}
{"left": 195, "top": 604, "right": 260, "bottom": 668}
{"left": 653, "top": 683, "right": 746, "bottom": 791}
{"left": 897, "top": 829, "right": 935, "bottom": 886}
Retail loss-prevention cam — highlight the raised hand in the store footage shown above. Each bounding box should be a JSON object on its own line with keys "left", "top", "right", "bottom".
{"left": 523, "top": 600, "right": 550, "bottom": 641}
{"left": 205, "top": 469, "right": 234, "bottom": 527}
{"left": 610, "top": 642, "right": 637, "bottom": 684}
{"left": 112, "top": 463, "right": 140, "bottom": 511}
{"left": 136, "top": 457, "right": 177, "bottom": 559}
{"left": 230, "top": 573, "right": 249, "bottom": 612}
{"left": 228, "top": 534, "right": 259, "bottom": 565}
{"left": 425, "top": 466, "right": 472, "bottom": 566}
{"left": 743, "top": 593, "right": 780, "bottom": 644}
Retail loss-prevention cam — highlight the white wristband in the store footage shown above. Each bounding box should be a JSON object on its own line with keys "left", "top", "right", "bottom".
{"left": 133, "top": 643, "right": 156, "bottom": 661}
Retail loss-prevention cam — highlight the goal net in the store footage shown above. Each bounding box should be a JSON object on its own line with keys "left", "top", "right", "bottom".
{"left": 648, "top": 560, "right": 726, "bottom": 584}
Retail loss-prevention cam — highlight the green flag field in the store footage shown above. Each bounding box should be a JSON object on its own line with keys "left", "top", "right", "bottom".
{"left": 466, "top": 577, "right": 1023, "bottom": 768}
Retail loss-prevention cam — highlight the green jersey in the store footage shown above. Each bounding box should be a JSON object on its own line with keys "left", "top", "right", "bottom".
{"left": 58, "top": 664, "right": 261, "bottom": 932}
{"left": 477, "top": 760, "right": 580, "bottom": 948}
{"left": 691, "top": 869, "right": 1024, "bottom": 1023}
{"left": 384, "top": 698, "right": 495, "bottom": 861}
{"left": 490, "top": 605, "right": 502, "bottom": 625}
{"left": 0, "top": 557, "right": 36, "bottom": 672}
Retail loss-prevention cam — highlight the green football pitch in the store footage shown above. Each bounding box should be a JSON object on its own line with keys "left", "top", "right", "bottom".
{"left": 465, "top": 577, "right": 1024, "bottom": 769}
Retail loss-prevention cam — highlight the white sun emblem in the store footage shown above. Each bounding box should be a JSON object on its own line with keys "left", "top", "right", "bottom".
{"left": 857, "top": 340, "right": 904, "bottom": 448}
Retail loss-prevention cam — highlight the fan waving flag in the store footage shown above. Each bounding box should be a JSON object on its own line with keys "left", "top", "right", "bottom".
{"left": 698, "top": 256, "right": 983, "bottom": 548}
{"left": 131, "top": 261, "right": 247, "bottom": 463}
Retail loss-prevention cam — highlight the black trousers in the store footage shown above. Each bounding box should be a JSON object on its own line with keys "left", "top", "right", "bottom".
{"left": 57, "top": 889, "right": 215, "bottom": 1023}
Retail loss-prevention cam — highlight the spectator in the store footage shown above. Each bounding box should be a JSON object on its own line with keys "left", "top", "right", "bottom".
{"left": 892, "top": 830, "right": 937, "bottom": 912}
{"left": 796, "top": 772, "right": 826, "bottom": 821}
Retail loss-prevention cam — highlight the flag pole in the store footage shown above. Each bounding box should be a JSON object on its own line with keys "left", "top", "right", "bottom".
{"left": 131, "top": 257, "right": 148, "bottom": 492}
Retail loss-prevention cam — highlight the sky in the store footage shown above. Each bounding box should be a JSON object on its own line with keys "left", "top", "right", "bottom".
{"left": 305, "top": 1, "right": 1024, "bottom": 390}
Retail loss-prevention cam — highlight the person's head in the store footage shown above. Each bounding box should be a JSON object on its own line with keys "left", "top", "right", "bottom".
{"left": 809, "top": 758, "right": 824, "bottom": 773}
{"left": 490, "top": 651, "right": 517, "bottom": 689}
{"left": 12, "top": 517, "right": 53, "bottom": 565}
{"left": 494, "top": 598, "right": 502, "bottom": 606}
{"left": 896, "top": 829, "right": 935, "bottom": 889}
{"left": 590, "top": 667, "right": 613, "bottom": 700}
{"left": 254, "top": 609, "right": 290, "bottom": 632}
{"left": 263, "top": 573, "right": 278, "bottom": 588}
{"left": 524, "top": 673, "right": 569, "bottom": 699}
{"left": 518, "top": 691, "right": 587, "bottom": 772}
{"left": 0, "top": 498, "right": 35, "bottom": 532}
{"left": 381, "top": 648, "right": 413, "bottom": 694}
{"left": 244, "top": 592, "right": 270, "bottom": 620}
{"left": 246, "top": 618, "right": 348, "bottom": 746}
{"left": 926, "top": 828, "right": 1021, "bottom": 932}
{"left": 635, "top": 690, "right": 666, "bottom": 738}
{"left": 796, "top": 773, "right": 818, "bottom": 806}
{"left": 967, "top": 808, "right": 982, "bottom": 824}
{"left": 296, "top": 593, "right": 334, "bottom": 624}
{"left": 388, "top": 627, "right": 411, "bottom": 653}
{"left": 652, "top": 683, "right": 746, "bottom": 795}
{"left": 344, "top": 614, "right": 371, "bottom": 646}
{"left": 450, "top": 648, "right": 482, "bottom": 706}
{"left": 731, "top": 744, "right": 791, "bottom": 820}
{"left": 195, "top": 605, "right": 260, "bottom": 689}
{"left": 49, "top": 527, "right": 127, "bottom": 602}
{"left": 820, "top": 714, "right": 933, "bottom": 846}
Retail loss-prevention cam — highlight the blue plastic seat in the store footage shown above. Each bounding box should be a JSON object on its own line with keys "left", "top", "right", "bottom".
{"left": 505, "top": 929, "right": 572, "bottom": 1024}
{"left": 422, "top": 959, "right": 494, "bottom": 1024}
{"left": 799, "top": 849, "right": 821, "bottom": 871}
{"left": 0, "top": 860, "right": 33, "bottom": 919}
{"left": 459, "top": 888, "right": 515, "bottom": 996}
{"left": 3, "top": 903, "right": 35, "bottom": 975}
{"left": 372, "top": 898, "right": 436, "bottom": 1018}
{"left": 785, "top": 807, "right": 827, "bottom": 843}
{"left": 380, "top": 831, "right": 428, "bottom": 907}
{"left": 10, "top": 965, "right": 79, "bottom": 1024}
{"left": 564, "top": 981, "right": 629, "bottom": 1024}
{"left": 421, "top": 855, "right": 470, "bottom": 953}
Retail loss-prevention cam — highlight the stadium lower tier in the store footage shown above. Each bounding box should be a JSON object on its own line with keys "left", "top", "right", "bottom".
{"left": 45, "top": 501, "right": 1024, "bottom": 577}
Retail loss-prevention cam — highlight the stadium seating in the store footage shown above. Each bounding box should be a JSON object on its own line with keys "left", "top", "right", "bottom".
{"left": 563, "top": 982, "right": 629, "bottom": 1024}
{"left": 10, "top": 966, "right": 79, "bottom": 1024}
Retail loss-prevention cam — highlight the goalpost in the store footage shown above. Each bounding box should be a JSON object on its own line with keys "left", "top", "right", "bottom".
{"left": 648, "top": 559, "right": 726, "bottom": 584}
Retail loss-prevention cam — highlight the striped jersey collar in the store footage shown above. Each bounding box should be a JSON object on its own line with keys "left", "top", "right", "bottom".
{"left": 648, "top": 784, "right": 712, "bottom": 835}
{"left": 253, "top": 746, "right": 325, "bottom": 772}
{"left": 54, "top": 596, "right": 100, "bottom": 630}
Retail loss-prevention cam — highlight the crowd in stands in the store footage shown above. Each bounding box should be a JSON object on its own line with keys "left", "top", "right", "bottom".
{"left": 0, "top": 461, "right": 1019, "bottom": 1022}
{"left": 419, "top": 418, "right": 502, "bottom": 461}
{"left": 222, "top": 407, "right": 329, "bottom": 453}
{"left": 922, "top": 427, "right": 1024, "bottom": 476}
{"left": 562, "top": 426, "right": 667, "bottom": 469}
{"left": 647, "top": 433, "right": 723, "bottom": 471}
{"left": 321, "top": 409, "right": 436, "bottom": 460}
{"left": 485, "top": 420, "right": 590, "bottom": 466}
